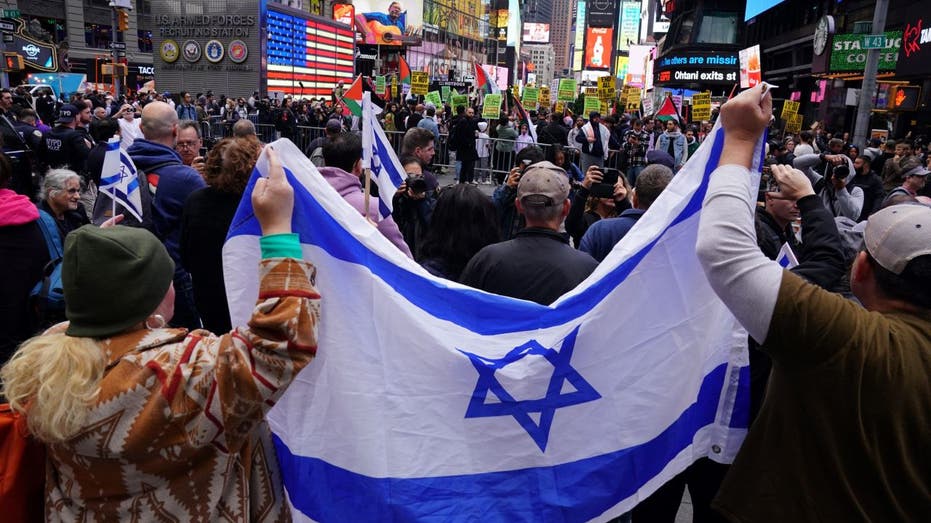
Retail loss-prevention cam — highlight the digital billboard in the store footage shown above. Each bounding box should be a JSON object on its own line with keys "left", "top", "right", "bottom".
{"left": 334, "top": 0, "right": 424, "bottom": 45}
{"left": 745, "top": 0, "right": 787, "bottom": 21}
{"left": 617, "top": 1, "right": 640, "bottom": 52}
{"left": 267, "top": 7, "right": 355, "bottom": 97}
{"left": 587, "top": 0, "right": 616, "bottom": 28}
{"left": 522, "top": 23, "right": 550, "bottom": 43}
{"left": 585, "top": 27, "right": 613, "bottom": 70}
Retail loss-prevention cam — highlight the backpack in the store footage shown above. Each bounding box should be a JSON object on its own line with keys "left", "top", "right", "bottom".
{"left": 310, "top": 146, "right": 325, "bottom": 167}
{"left": 29, "top": 210, "right": 66, "bottom": 328}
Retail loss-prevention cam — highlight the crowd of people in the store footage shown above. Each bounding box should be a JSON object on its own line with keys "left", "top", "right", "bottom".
{"left": 0, "top": 81, "right": 928, "bottom": 521}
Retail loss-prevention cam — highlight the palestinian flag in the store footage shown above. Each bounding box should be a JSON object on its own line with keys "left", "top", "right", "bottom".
{"left": 399, "top": 55, "right": 411, "bottom": 86}
{"left": 474, "top": 63, "right": 500, "bottom": 95}
{"left": 341, "top": 76, "right": 364, "bottom": 116}
{"left": 654, "top": 95, "right": 681, "bottom": 124}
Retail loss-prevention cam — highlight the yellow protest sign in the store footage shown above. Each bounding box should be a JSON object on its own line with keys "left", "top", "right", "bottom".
{"left": 598, "top": 76, "right": 615, "bottom": 101}
{"left": 691, "top": 91, "right": 711, "bottom": 121}
{"left": 786, "top": 113, "right": 804, "bottom": 134}
{"left": 780, "top": 100, "right": 800, "bottom": 120}
{"left": 539, "top": 86, "right": 551, "bottom": 108}
{"left": 625, "top": 89, "right": 641, "bottom": 112}
{"left": 554, "top": 101, "right": 564, "bottom": 114}
{"left": 411, "top": 72, "right": 429, "bottom": 95}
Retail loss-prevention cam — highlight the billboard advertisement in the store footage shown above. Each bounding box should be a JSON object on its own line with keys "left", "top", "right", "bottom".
{"left": 335, "top": 0, "right": 424, "bottom": 45}
{"left": 573, "top": 1, "right": 586, "bottom": 71}
{"left": 522, "top": 23, "right": 551, "bottom": 43}
{"left": 267, "top": 7, "right": 355, "bottom": 96}
{"left": 587, "top": 0, "right": 616, "bottom": 28}
{"left": 585, "top": 27, "right": 613, "bottom": 70}
{"left": 653, "top": 0, "right": 670, "bottom": 34}
{"left": 617, "top": 2, "right": 641, "bottom": 52}
{"left": 738, "top": 44, "right": 762, "bottom": 88}
{"left": 423, "top": 0, "right": 485, "bottom": 42}
{"left": 745, "top": 0, "right": 787, "bottom": 21}
{"left": 626, "top": 44, "right": 654, "bottom": 86}
{"left": 897, "top": 14, "right": 931, "bottom": 77}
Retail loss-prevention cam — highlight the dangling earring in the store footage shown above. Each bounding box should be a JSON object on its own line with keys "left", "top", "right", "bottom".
{"left": 145, "top": 314, "right": 166, "bottom": 329}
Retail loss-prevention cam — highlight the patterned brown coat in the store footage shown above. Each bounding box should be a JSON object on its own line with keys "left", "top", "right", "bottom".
{"left": 45, "top": 258, "right": 320, "bottom": 522}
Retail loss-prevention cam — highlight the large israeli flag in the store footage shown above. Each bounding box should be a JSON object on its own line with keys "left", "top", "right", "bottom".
{"left": 223, "top": 120, "right": 765, "bottom": 521}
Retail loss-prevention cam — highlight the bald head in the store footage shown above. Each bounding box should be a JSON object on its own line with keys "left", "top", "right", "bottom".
{"left": 232, "top": 118, "right": 256, "bottom": 138}
{"left": 141, "top": 101, "right": 179, "bottom": 146}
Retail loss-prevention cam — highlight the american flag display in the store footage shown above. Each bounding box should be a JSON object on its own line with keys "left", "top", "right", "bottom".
{"left": 266, "top": 6, "right": 355, "bottom": 97}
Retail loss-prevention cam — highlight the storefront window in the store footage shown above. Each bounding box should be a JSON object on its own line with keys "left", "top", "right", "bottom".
{"left": 696, "top": 11, "right": 737, "bottom": 44}
{"left": 85, "top": 23, "right": 113, "bottom": 49}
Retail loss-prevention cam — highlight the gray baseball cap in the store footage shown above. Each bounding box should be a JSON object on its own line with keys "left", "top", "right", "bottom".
{"left": 518, "top": 161, "right": 570, "bottom": 207}
{"left": 864, "top": 204, "right": 931, "bottom": 274}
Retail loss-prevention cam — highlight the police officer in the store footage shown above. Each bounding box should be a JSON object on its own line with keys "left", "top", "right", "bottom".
{"left": 38, "top": 104, "right": 92, "bottom": 174}
{"left": 0, "top": 88, "right": 39, "bottom": 197}
{"left": 13, "top": 108, "right": 44, "bottom": 152}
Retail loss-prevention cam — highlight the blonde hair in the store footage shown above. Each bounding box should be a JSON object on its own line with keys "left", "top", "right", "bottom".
{"left": 1, "top": 334, "right": 107, "bottom": 443}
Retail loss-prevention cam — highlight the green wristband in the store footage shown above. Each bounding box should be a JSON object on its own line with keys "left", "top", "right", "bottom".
{"left": 260, "top": 233, "right": 303, "bottom": 259}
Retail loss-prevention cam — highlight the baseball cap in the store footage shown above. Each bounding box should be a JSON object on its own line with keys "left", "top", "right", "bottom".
{"left": 903, "top": 164, "right": 930, "bottom": 178}
{"left": 56, "top": 104, "right": 77, "bottom": 124}
{"left": 864, "top": 204, "right": 931, "bottom": 274}
{"left": 325, "top": 119, "right": 342, "bottom": 132}
{"left": 647, "top": 150, "right": 675, "bottom": 170}
{"left": 518, "top": 161, "right": 570, "bottom": 207}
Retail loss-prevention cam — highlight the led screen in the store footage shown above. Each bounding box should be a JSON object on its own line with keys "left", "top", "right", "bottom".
{"left": 745, "top": 0, "right": 787, "bottom": 21}
{"left": 266, "top": 7, "right": 355, "bottom": 97}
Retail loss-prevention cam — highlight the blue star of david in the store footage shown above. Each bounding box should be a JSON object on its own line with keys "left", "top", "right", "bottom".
{"left": 459, "top": 326, "right": 600, "bottom": 452}
{"left": 370, "top": 145, "right": 383, "bottom": 177}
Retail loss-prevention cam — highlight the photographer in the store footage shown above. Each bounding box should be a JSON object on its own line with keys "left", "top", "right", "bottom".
{"left": 793, "top": 152, "right": 863, "bottom": 220}
{"left": 565, "top": 165, "right": 632, "bottom": 248}
{"left": 392, "top": 155, "right": 436, "bottom": 258}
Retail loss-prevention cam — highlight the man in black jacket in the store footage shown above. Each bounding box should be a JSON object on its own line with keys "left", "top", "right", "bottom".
{"left": 849, "top": 155, "right": 884, "bottom": 221}
{"left": 449, "top": 106, "right": 478, "bottom": 184}
{"left": 37, "top": 104, "right": 92, "bottom": 175}
{"left": 460, "top": 161, "right": 597, "bottom": 304}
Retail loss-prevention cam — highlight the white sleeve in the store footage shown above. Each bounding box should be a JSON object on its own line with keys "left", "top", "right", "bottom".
{"left": 696, "top": 164, "right": 784, "bottom": 344}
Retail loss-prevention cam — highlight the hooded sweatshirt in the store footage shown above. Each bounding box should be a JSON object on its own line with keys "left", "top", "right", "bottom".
{"left": 0, "top": 188, "right": 48, "bottom": 362}
{"left": 317, "top": 166, "right": 413, "bottom": 258}
{"left": 127, "top": 139, "right": 206, "bottom": 273}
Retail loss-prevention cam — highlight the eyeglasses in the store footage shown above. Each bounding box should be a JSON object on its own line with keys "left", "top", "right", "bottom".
{"left": 176, "top": 141, "right": 199, "bottom": 149}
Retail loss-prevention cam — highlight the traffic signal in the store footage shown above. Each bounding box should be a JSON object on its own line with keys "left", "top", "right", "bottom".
{"left": 3, "top": 52, "right": 23, "bottom": 72}
{"left": 117, "top": 9, "right": 129, "bottom": 32}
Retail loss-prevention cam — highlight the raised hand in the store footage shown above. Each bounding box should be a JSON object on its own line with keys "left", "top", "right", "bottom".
{"left": 252, "top": 146, "right": 294, "bottom": 236}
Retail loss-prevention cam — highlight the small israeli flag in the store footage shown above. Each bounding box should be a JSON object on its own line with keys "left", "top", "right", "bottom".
{"left": 361, "top": 91, "right": 406, "bottom": 219}
{"left": 775, "top": 242, "right": 799, "bottom": 269}
{"left": 98, "top": 138, "right": 144, "bottom": 221}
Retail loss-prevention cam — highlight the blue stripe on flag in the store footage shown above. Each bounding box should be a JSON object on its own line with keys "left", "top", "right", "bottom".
{"left": 275, "top": 364, "right": 728, "bottom": 522}
{"left": 106, "top": 140, "right": 120, "bottom": 152}
{"left": 729, "top": 365, "right": 751, "bottom": 429}
{"left": 227, "top": 131, "right": 726, "bottom": 336}
{"left": 376, "top": 133, "right": 405, "bottom": 188}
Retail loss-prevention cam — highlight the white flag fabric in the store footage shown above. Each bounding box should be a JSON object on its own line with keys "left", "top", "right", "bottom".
{"left": 98, "top": 138, "right": 144, "bottom": 221}
{"left": 223, "top": 121, "right": 766, "bottom": 521}
{"left": 776, "top": 241, "right": 799, "bottom": 269}
{"left": 360, "top": 91, "right": 406, "bottom": 219}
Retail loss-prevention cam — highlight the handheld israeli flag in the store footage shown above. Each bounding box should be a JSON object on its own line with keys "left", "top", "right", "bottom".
{"left": 223, "top": 119, "right": 766, "bottom": 521}
{"left": 98, "top": 137, "right": 144, "bottom": 221}
{"left": 775, "top": 242, "right": 799, "bottom": 269}
{"left": 361, "top": 91, "right": 405, "bottom": 219}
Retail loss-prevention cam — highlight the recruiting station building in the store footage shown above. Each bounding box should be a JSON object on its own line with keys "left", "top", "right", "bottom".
{"left": 150, "top": 0, "right": 354, "bottom": 98}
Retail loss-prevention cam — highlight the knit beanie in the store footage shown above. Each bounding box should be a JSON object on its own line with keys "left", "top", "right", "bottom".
{"left": 63, "top": 225, "right": 175, "bottom": 338}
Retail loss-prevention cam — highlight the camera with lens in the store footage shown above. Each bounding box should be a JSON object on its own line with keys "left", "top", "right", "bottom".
{"left": 406, "top": 175, "right": 428, "bottom": 194}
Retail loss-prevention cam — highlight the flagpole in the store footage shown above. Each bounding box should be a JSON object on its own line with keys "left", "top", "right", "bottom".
{"left": 361, "top": 92, "right": 373, "bottom": 220}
